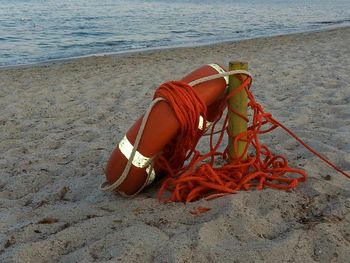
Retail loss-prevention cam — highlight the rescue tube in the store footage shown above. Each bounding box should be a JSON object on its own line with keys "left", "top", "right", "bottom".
{"left": 101, "top": 64, "right": 229, "bottom": 196}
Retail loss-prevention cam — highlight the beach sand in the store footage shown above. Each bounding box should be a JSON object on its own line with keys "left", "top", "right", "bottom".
{"left": 1, "top": 27, "right": 350, "bottom": 262}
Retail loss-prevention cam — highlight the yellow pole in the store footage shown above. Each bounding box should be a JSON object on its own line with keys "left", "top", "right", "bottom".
{"left": 228, "top": 61, "right": 249, "bottom": 161}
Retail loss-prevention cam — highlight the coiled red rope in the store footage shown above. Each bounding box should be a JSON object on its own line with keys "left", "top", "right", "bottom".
{"left": 153, "top": 81, "right": 207, "bottom": 174}
{"left": 154, "top": 76, "right": 349, "bottom": 203}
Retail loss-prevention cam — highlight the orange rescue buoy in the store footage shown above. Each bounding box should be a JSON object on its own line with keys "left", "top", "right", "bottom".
{"left": 101, "top": 64, "right": 229, "bottom": 196}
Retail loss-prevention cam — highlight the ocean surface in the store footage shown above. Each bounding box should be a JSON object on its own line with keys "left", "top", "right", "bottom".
{"left": 1, "top": 0, "right": 350, "bottom": 67}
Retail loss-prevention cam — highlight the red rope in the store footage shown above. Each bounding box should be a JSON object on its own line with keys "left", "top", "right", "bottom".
{"left": 153, "top": 81, "right": 207, "bottom": 173}
{"left": 155, "top": 77, "right": 350, "bottom": 203}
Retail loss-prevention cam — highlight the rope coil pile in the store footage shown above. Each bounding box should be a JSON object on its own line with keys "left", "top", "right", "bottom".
{"left": 102, "top": 69, "right": 350, "bottom": 202}
{"left": 154, "top": 71, "right": 349, "bottom": 202}
{"left": 156, "top": 74, "right": 306, "bottom": 202}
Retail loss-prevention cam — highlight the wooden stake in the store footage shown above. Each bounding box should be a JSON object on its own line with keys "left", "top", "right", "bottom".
{"left": 228, "top": 61, "right": 248, "bottom": 161}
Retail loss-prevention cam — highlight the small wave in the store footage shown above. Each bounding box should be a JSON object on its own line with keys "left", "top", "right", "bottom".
{"left": 60, "top": 40, "right": 129, "bottom": 49}
{"left": 80, "top": 16, "right": 99, "bottom": 21}
{"left": 312, "top": 19, "right": 350, "bottom": 25}
{"left": 170, "top": 29, "right": 215, "bottom": 38}
{"left": 170, "top": 29, "right": 198, "bottom": 34}
{"left": 202, "top": 32, "right": 215, "bottom": 36}
{"left": 103, "top": 40, "right": 129, "bottom": 47}
{"left": 69, "top": 31, "right": 113, "bottom": 37}
{"left": 2, "top": 36, "right": 20, "bottom": 42}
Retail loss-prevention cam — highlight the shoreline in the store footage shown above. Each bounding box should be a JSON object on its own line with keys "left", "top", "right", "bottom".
{"left": 1, "top": 25, "right": 349, "bottom": 71}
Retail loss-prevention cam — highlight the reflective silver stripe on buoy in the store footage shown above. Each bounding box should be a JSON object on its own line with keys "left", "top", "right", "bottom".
{"left": 119, "top": 135, "right": 152, "bottom": 168}
{"left": 145, "top": 166, "right": 156, "bottom": 185}
{"left": 198, "top": 115, "right": 212, "bottom": 131}
{"left": 118, "top": 135, "right": 156, "bottom": 185}
{"left": 208, "top": 63, "right": 229, "bottom": 85}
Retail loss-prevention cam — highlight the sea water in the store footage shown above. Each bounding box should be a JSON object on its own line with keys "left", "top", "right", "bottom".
{"left": 0, "top": 0, "right": 349, "bottom": 67}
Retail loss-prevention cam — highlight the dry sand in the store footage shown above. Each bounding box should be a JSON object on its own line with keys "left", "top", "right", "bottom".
{"left": 0, "top": 27, "right": 350, "bottom": 263}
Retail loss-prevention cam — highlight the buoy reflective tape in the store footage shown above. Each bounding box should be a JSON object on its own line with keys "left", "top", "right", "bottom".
{"left": 119, "top": 135, "right": 152, "bottom": 168}
{"left": 145, "top": 165, "right": 156, "bottom": 186}
{"left": 198, "top": 115, "right": 212, "bottom": 131}
{"left": 208, "top": 64, "right": 229, "bottom": 85}
{"left": 119, "top": 136, "right": 156, "bottom": 185}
